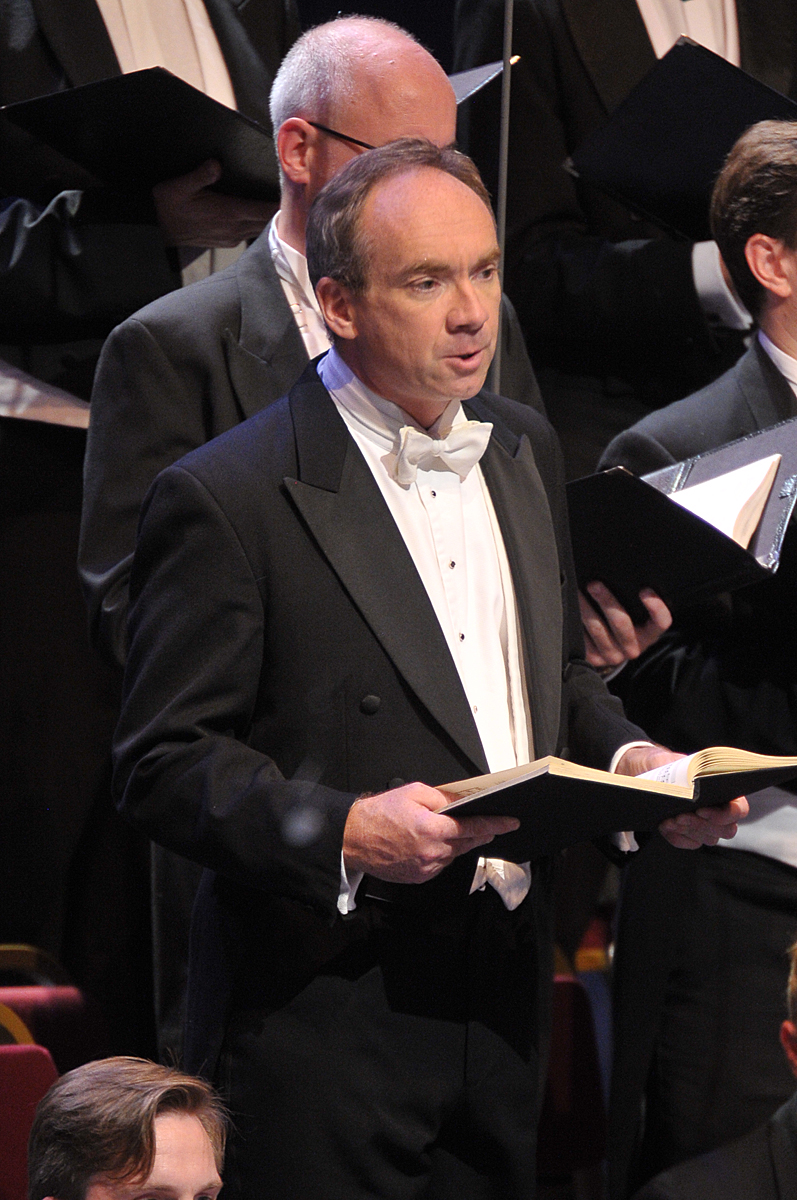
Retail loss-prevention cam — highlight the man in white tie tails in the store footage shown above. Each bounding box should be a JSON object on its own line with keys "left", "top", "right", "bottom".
{"left": 112, "top": 139, "right": 744, "bottom": 1198}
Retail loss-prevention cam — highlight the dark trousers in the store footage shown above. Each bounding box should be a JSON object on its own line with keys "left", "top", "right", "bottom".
{"left": 610, "top": 838, "right": 797, "bottom": 1198}
{"left": 213, "top": 873, "right": 553, "bottom": 1199}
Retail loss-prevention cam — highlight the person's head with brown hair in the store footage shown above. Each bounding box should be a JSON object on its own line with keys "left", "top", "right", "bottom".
{"left": 306, "top": 137, "right": 493, "bottom": 297}
{"left": 307, "top": 138, "right": 501, "bottom": 429}
{"left": 711, "top": 120, "right": 797, "bottom": 323}
{"left": 28, "top": 1057, "right": 227, "bottom": 1200}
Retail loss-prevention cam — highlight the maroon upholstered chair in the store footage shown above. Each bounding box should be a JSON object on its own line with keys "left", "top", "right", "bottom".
{"left": 0, "top": 1043, "right": 58, "bottom": 1200}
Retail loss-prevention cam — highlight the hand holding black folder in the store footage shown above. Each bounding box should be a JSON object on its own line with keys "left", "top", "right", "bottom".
{"left": 1, "top": 68, "right": 281, "bottom": 202}
{"left": 440, "top": 749, "right": 796, "bottom": 862}
{"left": 567, "top": 416, "right": 797, "bottom": 624}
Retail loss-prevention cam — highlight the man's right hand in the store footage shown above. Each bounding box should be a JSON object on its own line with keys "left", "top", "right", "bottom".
{"left": 342, "top": 782, "right": 519, "bottom": 885}
{"left": 579, "top": 581, "right": 672, "bottom": 671}
{"left": 152, "top": 158, "right": 276, "bottom": 248}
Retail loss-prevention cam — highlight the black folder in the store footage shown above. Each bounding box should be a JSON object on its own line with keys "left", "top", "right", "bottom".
{"left": 567, "top": 38, "right": 797, "bottom": 242}
{"left": 439, "top": 757, "right": 797, "bottom": 863}
{"left": 1, "top": 61, "right": 505, "bottom": 206}
{"left": 566, "top": 416, "right": 797, "bottom": 623}
{"left": 1, "top": 67, "right": 280, "bottom": 201}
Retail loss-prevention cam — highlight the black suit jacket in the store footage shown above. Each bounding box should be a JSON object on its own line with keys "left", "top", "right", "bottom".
{"left": 601, "top": 341, "right": 797, "bottom": 1198}
{"left": 0, "top": 0, "right": 300, "bottom": 380}
{"left": 112, "top": 364, "right": 645, "bottom": 1059}
{"left": 454, "top": 0, "right": 797, "bottom": 413}
{"left": 80, "top": 226, "right": 546, "bottom": 666}
{"left": 632, "top": 1090, "right": 797, "bottom": 1200}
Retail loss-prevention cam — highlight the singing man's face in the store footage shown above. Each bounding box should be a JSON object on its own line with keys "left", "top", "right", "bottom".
{"left": 82, "top": 1113, "right": 222, "bottom": 1200}
{"left": 326, "top": 167, "right": 501, "bottom": 427}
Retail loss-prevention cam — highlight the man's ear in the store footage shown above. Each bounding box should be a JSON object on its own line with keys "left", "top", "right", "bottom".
{"left": 315, "top": 277, "right": 358, "bottom": 341}
{"left": 744, "top": 233, "right": 794, "bottom": 300}
{"left": 276, "top": 118, "right": 315, "bottom": 185}
{"left": 780, "top": 1019, "right": 797, "bottom": 1078}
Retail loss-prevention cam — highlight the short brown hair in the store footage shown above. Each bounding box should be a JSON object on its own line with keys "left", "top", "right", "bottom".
{"left": 711, "top": 120, "right": 797, "bottom": 319}
{"left": 28, "top": 1057, "right": 227, "bottom": 1200}
{"left": 305, "top": 137, "right": 494, "bottom": 295}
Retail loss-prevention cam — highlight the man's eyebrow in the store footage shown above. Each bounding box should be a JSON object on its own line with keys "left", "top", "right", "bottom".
{"left": 394, "top": 248, "right": 501, "bottom": 285}
{"left": 395, "top": 259, "right": 450, "bottom": 282}
{"left": 126, "top": 1186, "right": 221, "bottom": 1199}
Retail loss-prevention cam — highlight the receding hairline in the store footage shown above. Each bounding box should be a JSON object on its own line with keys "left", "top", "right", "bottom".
{"left": 363, "top": 164, "right": 496, "bottom": 230}
{"left": 270, "top": 16, "right": 448, "bottom": 118}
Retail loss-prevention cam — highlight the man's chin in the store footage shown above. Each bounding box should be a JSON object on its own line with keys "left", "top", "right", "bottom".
{"left": 443, "top": 350, "right": 494, "bottom": 396}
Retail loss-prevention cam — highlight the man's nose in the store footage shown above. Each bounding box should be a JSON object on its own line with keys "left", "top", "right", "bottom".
{"left": 448, "top": 279, "right": 489, "bottom": 330}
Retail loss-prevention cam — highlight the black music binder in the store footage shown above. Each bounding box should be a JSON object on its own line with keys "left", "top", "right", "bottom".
{"left": 1, "top": 67, "right": 280, "bottom": 201}
{"left": 567, "top": 417, "right": 797, "bottom": 622}
{"left": 567, "top": 38, "right": 797, "bottom": 242}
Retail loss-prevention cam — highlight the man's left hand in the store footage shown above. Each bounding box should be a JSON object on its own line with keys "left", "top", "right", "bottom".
{"left": 614, "top": 742, "right": 749, "bottom": 850}
{"left": 580, "top": 582, "right": 672, "bottom": 671}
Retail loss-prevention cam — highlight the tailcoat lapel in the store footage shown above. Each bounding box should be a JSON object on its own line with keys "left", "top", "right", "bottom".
{"left": 560, "top": 0, "right": 655, "bottom": 114}
{"left": 743, "top": 340, "right": 797, "bottom": 430}
{"left": 222, "top": 231, "right": 310, "bottom": 421}
{"left": 561, "top": 0, "right": 797, "bottom": 115}
{"left": 466, "top": 396, "right": 564, "bottom": 759}
{"left": 202, "top": 0, "right": 275, "bottom": 127}
{"left": 32, "top": 0, "right": 120, "bottom": 85}
{"left": 284, "top": 372, "right": 489, "bottom": 775}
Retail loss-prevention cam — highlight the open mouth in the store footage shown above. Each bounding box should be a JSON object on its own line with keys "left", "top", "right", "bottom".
{"left": 450, "top": 346, "right": 488, "bottom": 365}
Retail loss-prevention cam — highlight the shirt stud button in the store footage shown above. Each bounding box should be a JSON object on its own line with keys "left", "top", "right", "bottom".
{"left": 359, "top": 694, "right": 381, "bottom": 715}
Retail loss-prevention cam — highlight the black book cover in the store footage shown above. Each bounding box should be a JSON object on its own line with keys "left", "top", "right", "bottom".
{"left": 1, "top": 67, "right": 279, "bottom": 202}
{"left": 567, "top": 38, "right": 797, "bottom": 242}
{"left": 443, "top": 761, "right": 797, "bottom": 862}
{"left": 566, "top": 417, "right": 797, "bottom": 623}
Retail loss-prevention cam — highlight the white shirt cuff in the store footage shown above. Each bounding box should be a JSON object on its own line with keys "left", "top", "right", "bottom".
{"left": 609, "top": 740, "right": 655, "bottom": 775}
{"left": 608, "top": 740, "right": 655, "bottom": 853}
{"left": 338, "top": 851, "right": 363, "bottom": 915}
{"left": 692, "top": 240, "right": 752, "bottom": 331}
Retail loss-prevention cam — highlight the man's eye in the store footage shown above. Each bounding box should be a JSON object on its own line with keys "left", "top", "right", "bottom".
{"left": 477, "top": 265, "right": 498, "bottom": 282}
{"left": 410, "top": 278, "right": 438, "bottom": 292}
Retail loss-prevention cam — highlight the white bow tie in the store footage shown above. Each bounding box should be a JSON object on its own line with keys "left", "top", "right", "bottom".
{"left": 392, "top": 421, "right": 493, "bottom": 485}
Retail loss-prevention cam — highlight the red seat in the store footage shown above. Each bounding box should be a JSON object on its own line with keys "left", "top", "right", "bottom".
{"left": 0, "top": 1043, "right": 58, "bottom": 1200}
{"left": 0, "top": 986, "right": 109, "bottom": 1074}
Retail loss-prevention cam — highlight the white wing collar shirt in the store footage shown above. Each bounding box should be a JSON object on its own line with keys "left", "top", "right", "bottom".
{"left": 317, "top": 347, "right": 533, "bottom": 914}
{"left": 269, "top": 218, "right": 332, "bottom": 361}
{"left": 635, "top": 0, "right": 739, "bottom": 63}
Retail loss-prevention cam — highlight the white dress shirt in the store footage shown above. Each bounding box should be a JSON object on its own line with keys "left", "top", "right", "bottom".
{"left": 95, "top": 0, "right": 236, "bottom": 107}
{"left": 269, "top": 218, "right": 332, "bottom": 361}
{"left": 635, "top": 0, "right": 739, "bottom": 63}
{"left": 317, "top": 348, "right": 534, "bottom": 912}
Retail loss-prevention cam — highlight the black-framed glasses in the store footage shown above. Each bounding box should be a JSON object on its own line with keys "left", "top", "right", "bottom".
{"left": 307, "top": 121, "right": 376, "bottom": 152}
